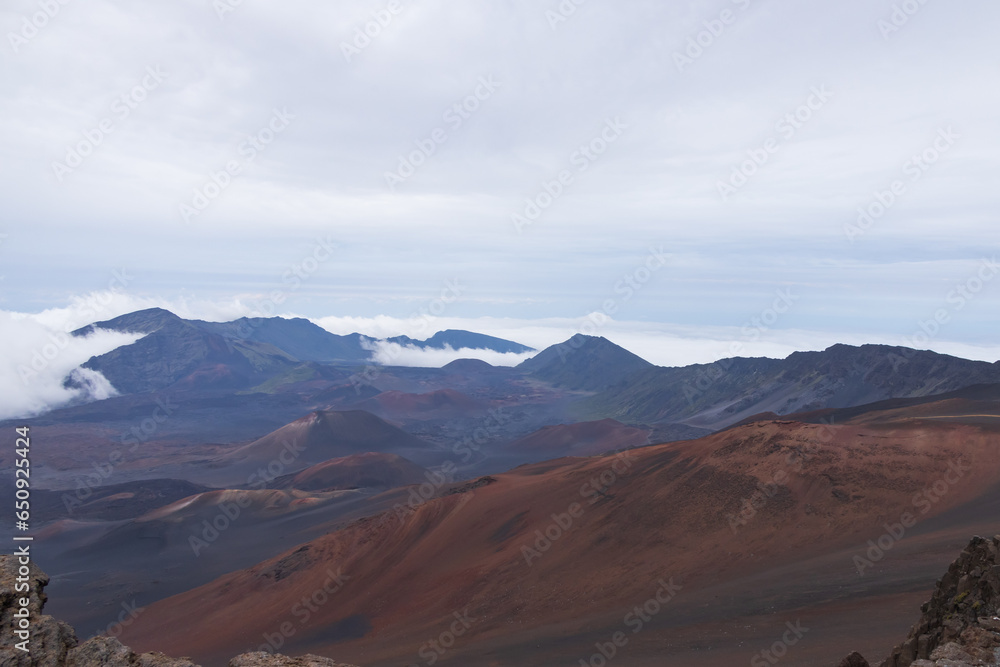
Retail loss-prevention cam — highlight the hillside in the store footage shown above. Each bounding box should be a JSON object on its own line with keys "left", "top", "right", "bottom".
{"left": 274, "top": 452, "right": 429, "bottom": 491}
{"left": 214, "top": 409, "right": 443, "bottom": 480}
{"left": 72, "top": 309, "right": 298, "bottom": 394}
{"left": 67, "top": 308, "right": 537, "bottom": 397}
{"left": 517, "top": 334, "right": 654, "bottom": 391}
{"left": 504, "top": 418, "right": 650, "bottom": 458}
{"left": 120, "top": 415, "right": 1000, "bottom": 666}
{"left": 0, "top": 555, "right": 358, "bottom": 666}
{"left": 196, "top": 317, "right": 372, "bottom": 363}
{"left": 579, "top": 344, "right": 1000, "bottom": 429}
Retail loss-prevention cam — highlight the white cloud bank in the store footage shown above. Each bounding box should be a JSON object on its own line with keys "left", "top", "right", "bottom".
{"left": 0, "top": 311, "right": 143, "bottom": 420}
{"left": 3, "top": 292, "right": 998, "bottom": 420}
{"left": 361, "top": 340, "right": 536, "bottom": 368}
{"left": 314, "top": 312, "right": 1000, "bottom": 367}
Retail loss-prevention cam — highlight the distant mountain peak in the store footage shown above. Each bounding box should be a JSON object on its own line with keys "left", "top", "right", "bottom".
{"left": 71, "top": 307, "right": 185, "bottom": 337}
{"left": 386, "top": 329, "right": 535, "bottom": 354}
{"left": 517, "top": 334, "right": 653, "bottom": 391}
{"left": 442, "top": 358, "right": 496, "bottom": 371}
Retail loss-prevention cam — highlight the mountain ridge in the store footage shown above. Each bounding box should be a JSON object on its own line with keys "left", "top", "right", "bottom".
{"left": 575, "top": 342, "right": 1000, "bottom": 429}
{"left": 517, "top": 334, "right": 654, "bottom": 391}
{"left": 66, "top": 308, "right": 537, "bottom": 396}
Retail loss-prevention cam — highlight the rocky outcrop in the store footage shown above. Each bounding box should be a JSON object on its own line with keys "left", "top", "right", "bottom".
{"left": 839, "top": 535, "right": 1000, "bottom": 667}
{"left": 2, "top": 555, "right": 87, "bottom": 667}
{"left": 227, "top": 654, "right": 358, "bottom": 666}
{"left": 0, "top": 556, "right": 358, "bottom": 667}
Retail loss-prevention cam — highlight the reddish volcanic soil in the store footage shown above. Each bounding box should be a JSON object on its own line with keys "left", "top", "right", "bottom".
{"left": 504, "top": 418, "right": 651, "bottom": 456}
{"left": 278, "top": 453, "right": 429, "bottom": 491}
{"left": 120, "top": 415, "right": 1000, "bottom": 666}
{"left": 204, "top": 410, "right": 443, "bottom": 486}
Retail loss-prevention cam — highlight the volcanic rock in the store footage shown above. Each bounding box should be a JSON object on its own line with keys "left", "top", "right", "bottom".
{"left": 838, "top": 535, "right": 1000, "bottom": 667}
{"left": 0, "top": 556, "right": 358, "bottom": 667}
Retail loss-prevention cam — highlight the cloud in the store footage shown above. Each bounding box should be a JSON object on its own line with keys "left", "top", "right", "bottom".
{"left": 2, "top": 0, "right": 999, "bottom": 334}
{"left": 361, "top": 340, "right": 535, "bottom": 368}
{"left": 3, "top": 292, "right": 997, "bottom": 421}
{"left": 67, "top": 367, "right": 119, "bottom": 401}
{"left": 26, "top": 290, "right": 264, "bottom": 332}
{"left": 20, "top": 290, "right": 1000, "bottom": 369}
{"left": 320, "top": 312, "right": 1000, "bottom": 367}
{"left": 0, "top": 312, "right": 143, "bottom": 420}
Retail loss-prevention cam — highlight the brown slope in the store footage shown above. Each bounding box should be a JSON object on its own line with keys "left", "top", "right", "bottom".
{"left": 36, "top": 488, "right": 361, "bottom": 570}
{"left": 35, "top": 482, "right": 396, "bottom": 640}
{"left": 205, "top": 410, "right": 442, "bottom": 487}
{"left": 504, "top": 418, "right": 651, "bottom": 457}
{"left": 0, "top": 554, "right": 361, "bottom": 667}
{"left": 838, "top": 395, "right": 1000, "bottom": 428}
{"left": 772, "top": 382, "right": 1000, "bottom": 428}
{"left": 32, "top": 478, "right": 211, "bottom": 523}
{"left": 137, "top": 488, "right": 348, "bottom": 523}
{"left": 274, "top": 453, "right": 430, "bottom": 491}
{"left": 120, "top": 418, "right": 1000, "bottom": 666}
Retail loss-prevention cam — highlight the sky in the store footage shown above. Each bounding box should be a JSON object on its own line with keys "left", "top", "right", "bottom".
{"left": 1, "top": 0, "right": 999, "bottom": 417}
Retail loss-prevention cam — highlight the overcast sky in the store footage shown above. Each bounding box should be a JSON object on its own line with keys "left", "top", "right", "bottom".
{"left": 1, "top": 0, "right": 999, "bottom": 373}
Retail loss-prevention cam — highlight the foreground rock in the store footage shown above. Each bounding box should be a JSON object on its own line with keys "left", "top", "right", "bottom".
{"left": 227, "top": 654, "right": 357, "bottom": 666}
{"left": 9, "top": 535, "right": 999, "bottom": 666}
{"left": 0, "top": 556, "right": 358, "bottom": 667}
{"left": 838, "top": 535, "right": 1000, "bottom": 667}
